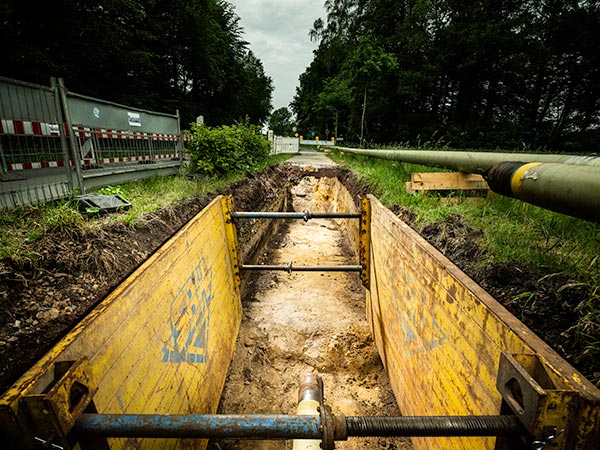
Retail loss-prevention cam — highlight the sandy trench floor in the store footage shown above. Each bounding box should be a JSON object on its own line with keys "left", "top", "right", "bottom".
{"left": 210, "top": 177, "right": 412, "bottom": 450}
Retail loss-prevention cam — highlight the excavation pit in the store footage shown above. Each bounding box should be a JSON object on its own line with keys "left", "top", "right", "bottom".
{"left": 2, "top": 167, "right": 599, "bottom": 450}
{"left": 214, "top": 175, "right": 412, "bottom": 450}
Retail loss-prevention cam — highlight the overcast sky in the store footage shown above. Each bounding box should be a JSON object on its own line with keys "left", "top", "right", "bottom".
{"left": 228, "top": 0, "right": 325, "bottom": 113}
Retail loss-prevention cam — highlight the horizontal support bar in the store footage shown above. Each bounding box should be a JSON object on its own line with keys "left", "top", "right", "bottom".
{"left": 230, "top": 211, "right": 362, "bottom": 221}
{"left": 74, "top": 414, "right": 320, "bottom": 439}
{"left": 345, "top": 415, "right": 525, "bottom": 437}
{"left": 73, "top": 414, "right": 525, "bottom": 439}
{"left": 241, "top": 264, "right": 363, "bottom": 272}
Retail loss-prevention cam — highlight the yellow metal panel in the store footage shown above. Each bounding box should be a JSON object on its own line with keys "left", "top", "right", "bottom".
{"left": 365, "top": 194, "right": 600, "bottom": 450}
{"left": 0, "top": 196, "right": 242, "bottom": 450}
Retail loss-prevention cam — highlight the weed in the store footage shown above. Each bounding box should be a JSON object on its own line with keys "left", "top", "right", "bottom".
{"left": 98, "top": 185, "right": 126, "bottom": 197}
{"left": 510, "top": 291, "right": 538, "bottom": 320}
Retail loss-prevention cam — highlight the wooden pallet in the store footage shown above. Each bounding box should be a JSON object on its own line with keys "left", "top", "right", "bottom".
{"left": 405, "top": 171, "right": 489, "bottom": 193}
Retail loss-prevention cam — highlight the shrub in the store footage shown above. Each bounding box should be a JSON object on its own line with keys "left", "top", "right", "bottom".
{"left": 185, "top": 120, "right": 270, "bottom": 176}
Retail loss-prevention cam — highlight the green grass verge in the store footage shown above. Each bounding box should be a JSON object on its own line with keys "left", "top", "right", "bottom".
{"left": 0, "top": 154, "right": 292, "bottom": 267}
{"left": 330, "top": 150, "right": 600, "bottom": 283}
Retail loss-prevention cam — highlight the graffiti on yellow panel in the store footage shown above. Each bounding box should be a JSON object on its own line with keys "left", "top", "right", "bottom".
{"left": 162, "top": 258, "right": 213, "bottom": 363}
{"left": 398, "top": 309, "right": 447, "bottom": 356}
{"left": 395, "top": 273, "right": 447, "bottom": 357}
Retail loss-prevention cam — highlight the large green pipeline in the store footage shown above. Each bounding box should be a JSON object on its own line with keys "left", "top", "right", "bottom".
{"left": 334, "top": 146, "right": 600, "bottom": 174}
{"left": 334, "top": 147, "right": 600, "bottom": 222}
{"left": 486, "top": 162, "right": 600, "bottom": 222}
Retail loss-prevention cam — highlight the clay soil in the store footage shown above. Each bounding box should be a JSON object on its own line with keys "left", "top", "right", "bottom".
{"left": 0, "top": 163, "right": 597, "bottom": 443}
{"left": 210, "top": 175, "right": 411, "bottom": 450}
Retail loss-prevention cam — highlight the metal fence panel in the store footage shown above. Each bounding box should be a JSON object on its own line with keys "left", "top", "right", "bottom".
{"left": 67, "top": 94, "right": 178, "bottom": 134}
{"left": 0, "top": 77, "right": 59, "bottom": 122}
{"left": 0, "top": 77, "right": 182, "bottom": 211}
{"left": 0, "top": 78, "right": 66, "bottom": 173}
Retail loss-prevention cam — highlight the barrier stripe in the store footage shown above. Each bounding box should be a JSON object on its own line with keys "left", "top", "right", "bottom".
{"left": 2, "top": 118, "right": 180, "bottom": 171}
{"left": 1, "top": 120, "right": 180, "bottom": 142}
{"left": 0, "top": 119, "right": 64, "bottom": 136}
{"left": 6, "top": 154, "right": 178, "bottom": 171}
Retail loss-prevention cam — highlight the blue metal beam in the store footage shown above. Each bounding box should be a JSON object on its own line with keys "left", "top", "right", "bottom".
{"left": 74, "top": 414, "right": 321, "bottom": 439}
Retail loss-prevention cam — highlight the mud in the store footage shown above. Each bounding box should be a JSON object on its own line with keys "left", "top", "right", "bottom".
{"left": 210, "top": 176, "right": 411, "bottom": 450}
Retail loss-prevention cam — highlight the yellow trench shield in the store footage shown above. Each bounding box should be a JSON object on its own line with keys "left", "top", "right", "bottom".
{"left": 0, "top": 196, "right": 242, "bottom": 450}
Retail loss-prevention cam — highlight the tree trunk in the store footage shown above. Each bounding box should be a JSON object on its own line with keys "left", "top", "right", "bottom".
{"left": 335, "top": 109, "right": 339, "bottom": 141}
{"left": 360, "top": 82, "right": 367, "bottom": 146}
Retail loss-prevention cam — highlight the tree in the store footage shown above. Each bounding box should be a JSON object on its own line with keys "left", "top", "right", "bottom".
{"left": 316, "top": 76, "right": 353, "bottom": 140}
{"left": 345, "top": 38, "right": 398, "bottom": 145}
{"left": 268, "top": 107, "right": 293, "bottom": 136}
{"left": 0, "top": 0, "right": 273, "bottom": 128}
{"left": 295, "top": 0, "right": 600, "bottom": 150}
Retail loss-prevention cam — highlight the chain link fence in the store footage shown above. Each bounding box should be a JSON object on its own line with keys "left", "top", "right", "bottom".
{"left": 0, "top": 76, "right": 183, "bottom": 210}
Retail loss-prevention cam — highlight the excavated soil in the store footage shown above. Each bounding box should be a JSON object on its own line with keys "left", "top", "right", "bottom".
{"left": 0, "top": 162, "right": 597, "bottom": 441}
{"left": 210, "top": 176, "right": 411, "bottom": 450}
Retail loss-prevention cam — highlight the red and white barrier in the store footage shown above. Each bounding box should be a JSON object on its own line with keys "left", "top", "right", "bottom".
{"left": 1, "top": 118, "right": 180, "bottom": 171}
{"left": 0, "top": 119, "right": 179, "bottom": 141}
{"left": 0, "top": 119, "right": 61, "bottom": 136}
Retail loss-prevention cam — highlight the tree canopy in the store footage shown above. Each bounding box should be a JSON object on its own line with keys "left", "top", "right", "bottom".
{"left": 268, "top": 107, "right": 294, "bottom": 136}
{"left": 0, "top": 0, "right": 273, "bottom": 127}
{"left": 293, "top": 0, "right": 600, "bottom": 151}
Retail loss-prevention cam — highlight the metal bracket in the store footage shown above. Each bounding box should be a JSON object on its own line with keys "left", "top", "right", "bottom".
{"left": 359, "top": 197, "right": 371, "bottom": 289}
{"left": 20, "top": 357, "right": 98, "bottom": 450}
{"left": 497, "top": 352, "right": 578, "bottom": 449}
{"left": 222, "top": 195, "right": 242, "bottom": 291}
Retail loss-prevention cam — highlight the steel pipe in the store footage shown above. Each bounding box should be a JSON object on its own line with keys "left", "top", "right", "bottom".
{"left": 74, "top": 414, "right": 525, "bottom": 439}
{"left": 241, "top": 264, "right": 363, "bottom": 273}
{"left": 336, "top": 146, "right": 600, "bottom": 222}
{"left": 335, "top": 146, "right": 600, "bottom": 174}
{"left": 230, "top": 211, "right": 362, "bottom": 220}
{"left": 74, "top": 414, "right": 320, "bottom": 439}
{"left": 486, "top": 162, "right": 600, "bottom": 222}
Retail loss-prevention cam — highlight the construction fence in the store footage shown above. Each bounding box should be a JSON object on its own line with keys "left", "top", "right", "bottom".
{"left": 0, "top": 76, "right": 183, "bottom": 210}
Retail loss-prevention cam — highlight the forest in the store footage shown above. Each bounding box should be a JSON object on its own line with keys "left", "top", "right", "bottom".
{"left": 293, "top": 0, "right": 600, "bottom": 151}
{"left": 0, "top": 0, "right": 273, "bottom": 127}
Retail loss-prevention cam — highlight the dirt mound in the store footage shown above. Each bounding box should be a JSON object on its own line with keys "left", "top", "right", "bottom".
{"left": 0, "top": 164, "right": 367, "bottom": 394}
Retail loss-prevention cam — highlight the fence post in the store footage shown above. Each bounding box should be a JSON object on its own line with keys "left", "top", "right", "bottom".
{"left": 57, "top": 78, "right": 85, "bottom": 194}
{"left": 176, "top": 109, "right": 183, "bottom": 163}
{"left": 0, "top": 140, "right": 7, "bottom": 174}
{"left": 51, "top": 77, "right": 74, "bottom": 194}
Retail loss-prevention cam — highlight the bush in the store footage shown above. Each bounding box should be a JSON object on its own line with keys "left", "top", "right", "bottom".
{"left": 185, "top": 120, "right": 270, "bottom": 176}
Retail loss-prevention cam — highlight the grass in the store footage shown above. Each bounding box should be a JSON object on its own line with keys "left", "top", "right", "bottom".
{"left": 329, "top": 149, "right": 600, "bottom": 360}
{"left": 0, "top": 154, "right": 292, "bottom": 268}
{"left": 330, "top": 150, "right": 600, "bottom": 281}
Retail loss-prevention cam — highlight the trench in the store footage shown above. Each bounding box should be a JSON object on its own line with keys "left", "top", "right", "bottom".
{"left": 211, "top": 176, "right": 412, "bottom": 450}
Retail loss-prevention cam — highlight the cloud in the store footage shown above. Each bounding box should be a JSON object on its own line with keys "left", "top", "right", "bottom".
{"left": 228, "top": 0, "right": 325, "bottom": 112}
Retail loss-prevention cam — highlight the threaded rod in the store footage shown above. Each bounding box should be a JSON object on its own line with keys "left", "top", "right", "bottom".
{"left": 345, "top": 415, "right": 524, "bottom": 437}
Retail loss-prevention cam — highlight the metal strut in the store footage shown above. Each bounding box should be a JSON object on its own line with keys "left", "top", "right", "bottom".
{"left": 73, "top": 413, "right": 525, "bottom": 440}
{"left": 230, "top": 211, "right": 362, "bottom": 222}
{"left": 229, "top": 205, "right": 369, "bottom": 280}
{"left": 241, "top": 264, "right": 363, "bottom": 273}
